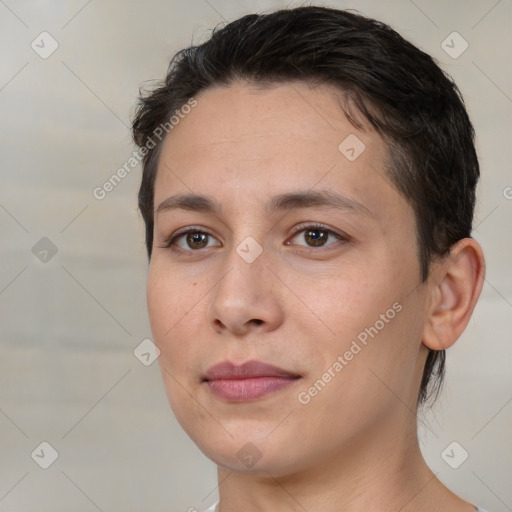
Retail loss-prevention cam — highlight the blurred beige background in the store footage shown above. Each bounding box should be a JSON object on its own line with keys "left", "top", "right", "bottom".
{"left": 0, "top": 0, "right": 511, "bottom": 511}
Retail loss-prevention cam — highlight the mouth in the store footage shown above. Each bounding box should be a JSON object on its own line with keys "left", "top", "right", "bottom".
{"left": 203, "top": 360, "right": 302, "bottom": 402}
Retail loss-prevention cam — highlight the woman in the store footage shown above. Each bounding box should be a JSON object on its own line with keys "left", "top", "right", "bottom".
{"left": 132, "top": 6, "right": 488, "bottom": 511}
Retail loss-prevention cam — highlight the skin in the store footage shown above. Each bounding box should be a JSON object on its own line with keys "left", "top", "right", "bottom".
{"left": 146, "top": 82, "right": 485, "bottom": 511}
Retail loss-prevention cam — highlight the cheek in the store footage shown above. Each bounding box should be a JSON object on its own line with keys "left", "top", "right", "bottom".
{"left": 146, "top": 265, "right": 171, "bottom": 337}
{"left": 296, "top": 267, "right": 392, "bottom": 339}
{"left": 298, "top": 259, "right": 419, "bottom": 376}
{"left": 147, "top": 263, "right": 191, "bottom": 352}
{"left": 147, "top": 260, "right": 197, "bottom": 322}
{"left": 146, "top": 261, "right": 208, "bottom": 373}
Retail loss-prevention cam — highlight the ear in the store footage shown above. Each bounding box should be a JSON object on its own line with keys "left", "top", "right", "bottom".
{"left": 422, "top": 238, "right": 485, "bottom": 351}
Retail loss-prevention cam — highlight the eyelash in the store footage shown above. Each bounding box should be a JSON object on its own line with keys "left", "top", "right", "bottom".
{"left": 160, "top": 223, "right": 348, "bottom": 254}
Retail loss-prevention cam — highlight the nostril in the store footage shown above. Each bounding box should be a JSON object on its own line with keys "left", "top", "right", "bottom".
{"left": 214, "top": 319, "right": 225, "bottom": 328}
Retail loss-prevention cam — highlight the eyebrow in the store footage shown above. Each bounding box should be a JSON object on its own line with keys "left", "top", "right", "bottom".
{"left": 155, "top": 190, "right": 372, "bottom": 217}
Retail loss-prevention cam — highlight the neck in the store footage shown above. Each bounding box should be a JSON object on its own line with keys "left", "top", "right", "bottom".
{"left": 214, "top": 408, "right": 472, "bottom": 512}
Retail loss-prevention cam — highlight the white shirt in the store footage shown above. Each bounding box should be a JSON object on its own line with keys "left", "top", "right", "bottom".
{"left": 202, "top": 503, "right": 489, "bottom": 511}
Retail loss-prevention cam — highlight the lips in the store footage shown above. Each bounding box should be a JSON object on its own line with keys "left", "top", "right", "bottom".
{"left": 203, "top": 360, "right": 301, "bottom": 401}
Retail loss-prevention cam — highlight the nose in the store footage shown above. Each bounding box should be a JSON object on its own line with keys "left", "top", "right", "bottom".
{"left": 206, "top": 243, "right": 284, "bottom": 336}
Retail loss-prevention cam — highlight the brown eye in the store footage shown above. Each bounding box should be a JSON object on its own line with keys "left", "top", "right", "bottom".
{"left": 165, "top": 228, "right": 221, "bottom": 251}
{"left": 186, "top": 232, "right": 209, "bottom": 249}
{"left": 304, "top": 229, "right": 329, "bottom": 247}
{"left": 288, "top": 225, "right": 342, "bottom": 248}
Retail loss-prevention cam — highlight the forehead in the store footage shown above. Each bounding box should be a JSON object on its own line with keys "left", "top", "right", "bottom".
{"left": 160, "top": 82, "right": 383, "bottom": 160}
{"left": 154, "top": 82, "right": 404, "bottom": 222}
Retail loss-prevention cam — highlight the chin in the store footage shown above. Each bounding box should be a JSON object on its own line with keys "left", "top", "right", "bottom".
{"left": 182, "top": 423, "right": 310, "bottom": 477}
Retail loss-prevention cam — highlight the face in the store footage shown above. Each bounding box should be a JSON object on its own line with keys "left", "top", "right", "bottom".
{"left": 147, "top": 82, "right": 431, "bottom": 476}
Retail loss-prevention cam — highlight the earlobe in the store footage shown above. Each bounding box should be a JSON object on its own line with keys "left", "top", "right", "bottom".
{"left": 422, "top": 238, "right": 485, "bottom": 351}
